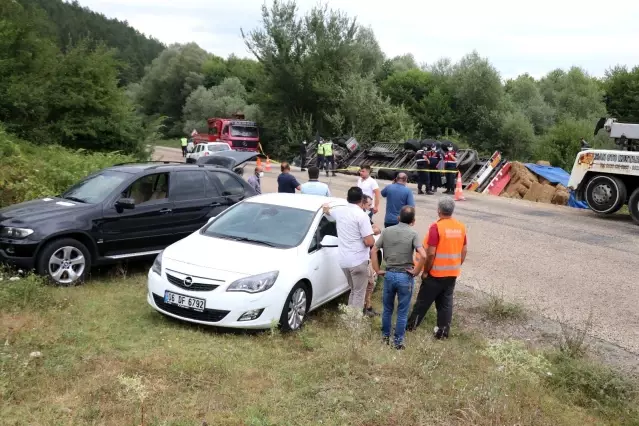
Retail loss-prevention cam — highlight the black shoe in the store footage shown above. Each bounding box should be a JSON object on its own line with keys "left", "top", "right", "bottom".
{"left": 433, "top": 326, "right": 449, "bottom": 340}
{"left": 418, "top": 190, "right": 424, "bottom": 195}
{"left": 301, "top": 168, "right": 306, "bottom": 171}
{"left": 426, "top": 191, "right": 435, "bottom": 195}
{"left": 382, "top": 336, "right": 390, "bottom": 345}
{"left": 393, "top": 343, "right": 405, "bottom": 350}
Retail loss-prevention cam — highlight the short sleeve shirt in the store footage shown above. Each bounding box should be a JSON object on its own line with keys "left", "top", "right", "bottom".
{"left": 277, "top": 173, "right": 300, "bottom": 193}
{"left": 328, "top": 204, "right": 374, "bottom": 269}
{"left": 375, "top": 223, "right": 422, "bottom": 270}
{"left": 357, "top": 177, "right": 379, "bottom": 199}
{"left": 426, "top": 223, "right": 468, "bottom": 246}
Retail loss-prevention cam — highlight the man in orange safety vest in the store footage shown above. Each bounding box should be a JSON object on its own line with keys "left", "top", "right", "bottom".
{"left": 406, "top": 196, "right": 467, "bottom": 339}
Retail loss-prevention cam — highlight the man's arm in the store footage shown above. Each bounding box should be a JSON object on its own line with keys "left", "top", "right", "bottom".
{"left": 424, "top": 245, "right": 436, "bottom": 273}
{"left": 381, "top": 186, "right": 388, "bottom": 198}
{"left": 461, "top": 236, "right": 467, "bottom": 265}
{"left": 371, "top": 233, "right": 384, "bottom": 274}
{"left": 407, "top": 188, "right": 415, "bottom": 207}
{"left": 326, "top": 185, "right": 331, "bottom": 197}
{"left": 373, "top": 187, "right": 381, "bottom": 213}
{"left": 408, "top": 246, "right": 427, "bottom": 276}
{"left": 423, "top": 224, "right": 439, "bottom": 274}
{"left": 359, "top": 214, "right": 375, "bottom": 247}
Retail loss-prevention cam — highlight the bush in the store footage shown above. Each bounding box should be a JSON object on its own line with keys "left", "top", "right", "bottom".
{"left": 0, "top": 267, "right": 52, "bottom": 312}
{"left": 0, "top": 126, "right": 136, "bottom": 207}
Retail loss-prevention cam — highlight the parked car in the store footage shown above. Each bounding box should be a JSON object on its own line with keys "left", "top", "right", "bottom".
{"left": 147, "top": 193, "right": 355, "bottom": 332}
{"left": 0, "top": 161, "right": 257, "bottom": 285}
{"left": 186, "top": 142, "right": 232, "bottom": 163}
{"left": 195, "top": 150, "right": 266, "bottom": 177}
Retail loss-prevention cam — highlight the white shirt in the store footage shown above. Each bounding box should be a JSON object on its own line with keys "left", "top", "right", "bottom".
{"left": 357, "top": 176, "right": 379, "bottom": 200}
{"left": 327, "top": 204, "right": 374, "bottom": 269}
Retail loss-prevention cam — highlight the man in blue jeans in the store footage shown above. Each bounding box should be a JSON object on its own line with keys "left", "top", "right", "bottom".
{"left": 370, "top": 206, "right": 427, "bottom": 349}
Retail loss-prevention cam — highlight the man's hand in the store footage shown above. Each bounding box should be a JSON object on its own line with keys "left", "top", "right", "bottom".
{"left": 376, "top": 270, "right": 386, "bottom": 276}
{"left": 371, "top": 206, "right": 378, "bottom": 214}
{"left": 405, "top": 267, "right": 420, "bottom": 277}
{"left": 322, "top": 203, "right": 330, "bottom": 215}
{"left": 372, "top": 224, "right": 381, "bottom": 235}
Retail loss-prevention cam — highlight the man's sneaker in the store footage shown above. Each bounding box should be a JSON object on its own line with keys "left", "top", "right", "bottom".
{"left": 434, "top": 326, "right": 449, "bottom": 340}
{"left": 393, "top": 342, "right": 405, "bottom": 350}
{"left": 382, "top": 336, "right": 390, "bottom": 345}
{"left": 364, "top": 307, "right": 379, "bottom": 317}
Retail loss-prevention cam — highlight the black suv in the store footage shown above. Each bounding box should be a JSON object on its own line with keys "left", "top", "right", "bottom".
{"left": 0, "top": 162, "right": 257, "bottom": 285}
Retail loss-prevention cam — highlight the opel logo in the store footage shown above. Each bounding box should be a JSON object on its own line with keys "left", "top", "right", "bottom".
{"left": 184, "top": 277, "right": 193, "bottom": 287}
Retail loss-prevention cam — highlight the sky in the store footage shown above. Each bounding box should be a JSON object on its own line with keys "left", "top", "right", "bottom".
{"left": 77, "top": 0, "right": 639, "bottom": 80}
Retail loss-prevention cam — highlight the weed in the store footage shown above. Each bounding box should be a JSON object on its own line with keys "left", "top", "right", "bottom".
{"left": 482, "top": 339, "right": 551, "bottom": 382}
{"left": 118, "top": 374, "right": 150, "bottom": 425}
{"left": 558, "top": 312, "right": 593, "bottom": 359}
{"left": 0, "top": 269, "right": 52, "bottom": 312}
{"left": 479, "top": 292, "right": 526, "bottom": 322}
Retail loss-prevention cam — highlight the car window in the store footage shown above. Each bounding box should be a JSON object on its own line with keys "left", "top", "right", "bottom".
{"left": 204, "top": 173, "right": 222, "bottom": 198}
{"left": 212, "top": 171, "right": 245, "bottom": 196}
{"left": 222, "top": 125, "right": 229, "bottom": 136}
{"left": 309, "top": 216, "right": 338, "bottom": 252}
{"left": 61, "top": 170, "right": 130, "bottom": 204}
{"left": 208, "top": 144, "right": 229, "bottom": 152}
{"left": 172, "top": 171, "right": 206, "bottom": 201}
{"left": 122, "top": 173, "right": 170, "bottom": 205}
{"left": 202, "top": 202, "right": 315, "bottom": 248}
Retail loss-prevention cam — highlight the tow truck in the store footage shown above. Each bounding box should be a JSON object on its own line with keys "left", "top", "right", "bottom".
{"left": 567, "top": 117, "right": 639, "bottom": 224}
{"left": 191, "top": 113, "right": 261, "bottom": 152}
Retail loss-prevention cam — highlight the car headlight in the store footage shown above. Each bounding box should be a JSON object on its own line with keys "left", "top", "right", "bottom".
{"left": 226, "top": 271, "right": 279, "bottom": 294}
{"left": 0, "top": 227, "right": 34, "bottom": 239}
{"left": 151, "top": 251, "right": 163, "bottom": 275}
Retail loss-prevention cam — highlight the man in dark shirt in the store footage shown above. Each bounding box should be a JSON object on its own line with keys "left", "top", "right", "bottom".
{"left": 381, "top": 173, "right": 415, "bottom": 228}
{"left": 277, "top": 162, "right": 301, "bottom": 193}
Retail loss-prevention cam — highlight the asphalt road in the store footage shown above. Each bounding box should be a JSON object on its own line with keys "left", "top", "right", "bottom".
{"left": 152, "top": 146, "right": 639, "bottom": 354}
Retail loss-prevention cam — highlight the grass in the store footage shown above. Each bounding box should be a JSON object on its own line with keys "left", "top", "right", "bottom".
{"left": 1, "top": 268, "right": 638, "bottom": 425}
{"left": 478, "top": 292, "right": 526, "bottom": 322}
{"left": 153, "top": 139, "right": 182, "bottom": 149}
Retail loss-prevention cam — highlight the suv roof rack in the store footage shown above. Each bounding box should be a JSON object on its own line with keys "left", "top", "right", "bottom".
{"left": 112, "top": 161, "right": 184, "bottom": 166}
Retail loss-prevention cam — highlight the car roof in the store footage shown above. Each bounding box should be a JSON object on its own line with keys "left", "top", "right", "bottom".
{"left": 244, "top": 193, "right": 347, "bottom": 212}
{"left": 104, "top": 162, "right": 230, "bottom": 174}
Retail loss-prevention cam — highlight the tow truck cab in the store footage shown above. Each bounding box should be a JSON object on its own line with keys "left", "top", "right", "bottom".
{"left": 193, "top": 117, "right": 260, "bottom": 152}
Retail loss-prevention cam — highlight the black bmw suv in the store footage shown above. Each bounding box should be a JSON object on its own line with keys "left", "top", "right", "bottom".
{"left": 0, "top": 161, "right": 257, "bottom": 285}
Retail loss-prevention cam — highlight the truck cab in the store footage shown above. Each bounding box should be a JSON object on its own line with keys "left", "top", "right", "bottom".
{"left": 193, "top": 117, "right": 260, "bottom": 152}
{"left": 567, "top": 118, "right": 639, "bottom": 225}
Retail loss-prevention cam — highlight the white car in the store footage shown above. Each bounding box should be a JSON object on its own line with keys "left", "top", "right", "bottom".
{"left": 186, "top": 142, "right": 232, "bottom": 163}
{"left": 147, "top": 193, "right": 357, "bottom": 331}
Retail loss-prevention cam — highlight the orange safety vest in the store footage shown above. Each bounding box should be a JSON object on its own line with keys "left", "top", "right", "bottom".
{"left": 413, "top": 218, "right": 466, "bottom": 277}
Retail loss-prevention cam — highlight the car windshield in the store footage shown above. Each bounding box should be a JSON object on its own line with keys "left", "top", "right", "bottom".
{"left": 230, "top": 126, "right": 258, "bottom": 138}
{"left": 61, "top": 170, "right": 130, "bottom": 204}
{"left": 202, "top": 202, "right": 315, "bottom": 248}
{"left": 208, "top": 144, "right": 230, "bottom": 152}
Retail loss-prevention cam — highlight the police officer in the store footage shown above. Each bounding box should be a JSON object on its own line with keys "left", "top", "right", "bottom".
{"left": 323, "top": 139, "right": 336, "bottom": 177}
{"left": 180, "top": 137, "right": 188, "bottom": 157}
{"left": 414, "top": 147, "right": 432, "bottom": 195}
{"left": 426, "top": 144, "right": 441, "bottom": 193}
{"left": 443, "top": 144, "right": 457, "bottom": 194}
{"left": 316, "top": 137, "right": 325, "bottom": 169}
{"left": 300, "top": 140, "right": 308, "bottom": 171}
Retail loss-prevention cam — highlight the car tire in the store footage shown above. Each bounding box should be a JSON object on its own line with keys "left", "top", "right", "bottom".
{"left": 628, "top": 187, "right": 639, "bottom": 225}
{"left": 584, "top": 175, "right": 627, "bottom": 214}
{"left": 279, "top": 281, "right": 310, "bottom": 332}
{"left": 36, "top": 238, "right": 92, "bottom": 286}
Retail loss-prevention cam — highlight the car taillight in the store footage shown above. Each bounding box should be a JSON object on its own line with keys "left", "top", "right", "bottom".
{"left": 204, "top": 151, "right": 209, "bottom": 156}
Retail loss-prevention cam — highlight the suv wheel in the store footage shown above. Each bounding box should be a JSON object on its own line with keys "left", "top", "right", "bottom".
{"left": 36, "top": 238, "right": 91, "bottom": 286}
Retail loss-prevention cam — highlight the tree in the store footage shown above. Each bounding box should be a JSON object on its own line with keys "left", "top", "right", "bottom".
{"left": 538, "top": 67, "right": 606, "bottom": 122}
{"left": 603, "top": 65, "right": 639, "bottom": 122}
{"left": 135, "top": 43, "right": 209, "bottom": 136}
{"left": 505, "top": 74, "right": 555, "bottom": 134}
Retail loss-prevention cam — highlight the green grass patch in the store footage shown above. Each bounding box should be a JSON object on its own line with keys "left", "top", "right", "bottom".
{"left": 1, "top": 273, "right": 637, "bottom": 425}
{"left": 153, "top": 139, "right": 183, "bottom": 149}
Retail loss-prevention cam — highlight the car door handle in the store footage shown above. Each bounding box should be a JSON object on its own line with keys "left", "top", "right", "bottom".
{"left": 159, "top": 208, "right": 172, "bottom": 214}
{"left": 210, "top": 202, "right": 222, "bottom": 207}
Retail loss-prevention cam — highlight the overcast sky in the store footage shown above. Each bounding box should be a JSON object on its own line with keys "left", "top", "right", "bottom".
{"left": 78, "top": 0, "right": 639, "bottom": 80}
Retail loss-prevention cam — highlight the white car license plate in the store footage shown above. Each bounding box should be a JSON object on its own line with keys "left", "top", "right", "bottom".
{"left": 164, "top": 291, "right": 205, "bottom": 312}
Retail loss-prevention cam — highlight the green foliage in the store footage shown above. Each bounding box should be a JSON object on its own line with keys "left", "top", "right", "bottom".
{"left": 538, "top": 67, "right": 607, "bottom": 121}
{"left": 533, "top": 119, "right": 593, "bottom": 170}
{"left": 0, "top": 126, "right": 136, "bottom": 207}
{"left": 0, "top": 267, "right": 52, "bottom": 312}
{"left": 603, "top": 65, "right": 639, "bottom": 122}
{"left": 19, "top": 0, "right": 165, "bottom": 85}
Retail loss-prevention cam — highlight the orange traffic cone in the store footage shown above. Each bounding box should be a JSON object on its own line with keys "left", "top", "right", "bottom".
{"left": 265, "top": 156, "right": 271, "bottom": 172}
{"left": 454, "top": 172, "right": 466, "bottom": 201}
{"left": 256, "top": 157, "right": 262, "bottom": 167}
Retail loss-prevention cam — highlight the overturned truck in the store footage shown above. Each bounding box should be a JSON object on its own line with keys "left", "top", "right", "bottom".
{"left": 295, "top": 137, "right": 506, "bottom": 191}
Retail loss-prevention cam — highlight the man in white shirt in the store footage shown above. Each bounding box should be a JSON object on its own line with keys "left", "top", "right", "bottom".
{"left": 300, "top": 166, "right": 331, "bottom": 196}
{"left": 322, "top": 187, "right": 375, "bottom": 310}
{"left": 357, "top": 165, "right": 381, "bottom": 219}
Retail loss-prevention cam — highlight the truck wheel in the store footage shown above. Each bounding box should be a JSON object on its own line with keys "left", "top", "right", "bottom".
{"left": 584, "top": 175, "right": 627, "bottom": 214}
{"left": 36, "top": 238, "right": 92, "bottom": 286}
{"left": 628, "top": 187, "right": 639, "bottom": 225}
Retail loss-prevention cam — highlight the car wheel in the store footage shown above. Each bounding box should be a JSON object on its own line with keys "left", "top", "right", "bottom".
{"left": 279, "top": 282, "right": 310, "bottom": 332}
{"left": 584, "top": 175, "right": 627, "bottom": 214}
{"left": 36, "top": 238, "right": 91, "bottom": 286}
{"left": 628, "top": 187, "right": 639, "bottom": 225}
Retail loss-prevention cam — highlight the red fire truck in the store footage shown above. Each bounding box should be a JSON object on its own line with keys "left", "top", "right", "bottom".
{"left": 191, "top": 114, "right": 261, "bottom": 152}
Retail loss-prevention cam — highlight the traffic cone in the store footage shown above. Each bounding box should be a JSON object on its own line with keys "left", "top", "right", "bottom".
{"left": 256, "top": 157, "right": 262, "bottom": 167}
{"left": 265, "top": 156, "right": 271, "bottom": 172}
{"left": 454, "top": 172, "right": 466, "bottom": 201}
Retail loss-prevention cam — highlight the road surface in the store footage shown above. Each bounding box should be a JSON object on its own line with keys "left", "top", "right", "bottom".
{"left": 152, "top": 146, "right": 639, "bottom": 354}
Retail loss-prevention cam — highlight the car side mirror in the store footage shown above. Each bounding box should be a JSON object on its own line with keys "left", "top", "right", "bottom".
{"left": 233, "top": 167, "right": 244, "bottom": 176}
{"left": 115, "top": 198, "right": 135, "bottom": 210}
{"left": 319, "top": 235, "right": 338, "bottom": 248}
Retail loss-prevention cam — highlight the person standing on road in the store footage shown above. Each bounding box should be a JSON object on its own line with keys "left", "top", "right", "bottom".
{"left": 322, "top": 187, "right": 375, "bottom": 311}
{"left": 357, "top": 165, "right": 381, "bottom": 220}
{"left": 415, "top": 147, "right": 432, "bottom": 195}
{"left": 277, "top": 162, "right": 301, "bottom": 193}
{"left": 180, "top": 137, "right": 188, "bottom": 157}
{"left": 323, "top": 139, "right": 336, "bottom": 177}
{"left": 300, "top": 166, "right": 331, "bottom": 196}
{"left": 316, "top": 137, "right": 325, "bottom": 169}
{"left": 371, "top": 206, "right": 426, "bottom": 349}
{"left": 406, "top": 196, "right": 467, "bottom": 339}
{"left": 362, "top": 195, "right": 382, "bottom": 317}
{"left": 443, "top": 145, "right": 457, "bottom": 194}
{"left": 426, "top": 144, "right": 441, "bottom": 193}
{"left": 381, "top": 172, "right": 415, "bottom": 228}
{"left": 247, "top": 165, "right": 263, "bottom": 195}
{"left": 300, "top": 140, "right": 308, "bottom": 171}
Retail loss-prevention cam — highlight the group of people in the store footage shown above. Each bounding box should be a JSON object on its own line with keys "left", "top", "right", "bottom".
{"left": 414, "top": 143, "right": 458, "bottom": 195}
{"left": 265, "top": 161, "right": 468, "bottom": 349}
{"left": 298, "top": 138, "right": 337, "bottom": 177}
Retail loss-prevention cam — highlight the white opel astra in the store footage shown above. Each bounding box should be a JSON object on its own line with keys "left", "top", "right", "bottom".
{"left": 147, "top": 193, "right": 356, "bottom": 331}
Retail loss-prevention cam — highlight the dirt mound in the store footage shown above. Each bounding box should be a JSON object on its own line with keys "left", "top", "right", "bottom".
{"left": 501, "top": 162, "right": 570, "bottom": 206}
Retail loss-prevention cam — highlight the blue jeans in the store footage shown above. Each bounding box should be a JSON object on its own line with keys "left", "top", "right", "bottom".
{"left": 382, "top": 271, "right": 414, "bottom": 346}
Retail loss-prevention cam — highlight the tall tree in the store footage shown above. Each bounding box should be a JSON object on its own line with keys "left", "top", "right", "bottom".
{"left": 603, "top": 65, "right": 639, "bottom": 123}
